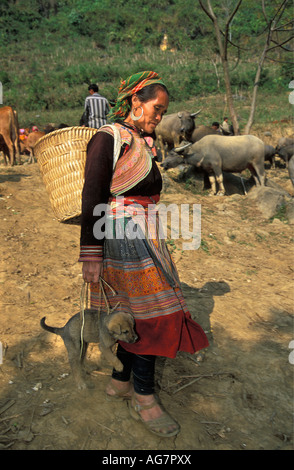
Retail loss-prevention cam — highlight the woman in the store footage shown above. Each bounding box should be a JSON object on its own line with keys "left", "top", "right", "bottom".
{"left": 79, "top": 71, "right": 209, "bottom": 437}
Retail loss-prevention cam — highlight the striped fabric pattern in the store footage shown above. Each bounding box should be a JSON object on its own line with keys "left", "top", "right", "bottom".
{"left": 79, "top": 245, "right": 103, "bottom": 262}
{"left": 85, "top": 93, "right": 110, "bottom": 128}
{"left": 90, "top": 196, "right": 208, "bottom": 358}
{"left": 110, "top": 127, "right": 153, "bottom": 195}
{"left": 89, "top": 195, "right": 209, "bottom": 358}
{"left": 108, "top": 71, "right": 166, "bottom": 122}
{"left": 100, "top": 123, "right": 156, "bottom": 196}
{"left": 120, "top": 71, "right": 164, "bottom": 95}
{"left": 90, "top": 203, "right": 181, "bottom": 320}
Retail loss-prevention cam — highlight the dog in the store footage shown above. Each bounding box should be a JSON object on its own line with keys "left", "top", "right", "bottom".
{"left": 40, "top": 308, "right": 138, "bottom": 390}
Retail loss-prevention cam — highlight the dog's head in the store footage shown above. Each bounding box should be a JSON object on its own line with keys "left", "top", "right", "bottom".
{"left": 105, "top": 312, "right": 138, "bottom": 344}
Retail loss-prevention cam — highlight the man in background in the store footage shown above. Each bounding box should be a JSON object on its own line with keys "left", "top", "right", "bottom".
{"left": 80, "top": 84, "right": 110, "bottom": 128}
{"left": 221, "top": 116, "right": 234, "bottom": 135}
{"left": 221, "top": 117, "right": 230, "bottom": 133}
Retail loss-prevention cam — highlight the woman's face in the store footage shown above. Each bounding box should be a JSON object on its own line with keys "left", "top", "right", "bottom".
{"left": 127, "top": 89, "right": 169, "bottom": 134}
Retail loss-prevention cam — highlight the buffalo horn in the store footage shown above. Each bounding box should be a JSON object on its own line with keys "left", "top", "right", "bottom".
{"left": 190, "top": 109, "right": 202, "bottom": 117}
{"left": 174, "top": 142, "right": 192, "bottom": 153}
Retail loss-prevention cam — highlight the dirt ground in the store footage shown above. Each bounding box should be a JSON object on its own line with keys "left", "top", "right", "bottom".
{"left": 0, "top": 127, "right": 293, "bottom": 451}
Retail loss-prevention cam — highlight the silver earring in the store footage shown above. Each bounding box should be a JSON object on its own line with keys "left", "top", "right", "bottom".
{"left": 130, "top": 106, "right": 144, "bottom": 121}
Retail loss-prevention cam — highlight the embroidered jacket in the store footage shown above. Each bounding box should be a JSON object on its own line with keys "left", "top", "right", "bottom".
{"left": 79, "top": 123, "right": 162, "bottom": 262}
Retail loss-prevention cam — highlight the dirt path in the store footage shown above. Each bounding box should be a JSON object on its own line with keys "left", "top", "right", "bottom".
{"left": 0, "top": 152, "right": 293, "bottom": 450}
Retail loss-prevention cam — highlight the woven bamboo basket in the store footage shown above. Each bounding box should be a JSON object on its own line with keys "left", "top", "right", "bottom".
{"left": 34, "top": 126, "right": 98, "bottom": 224}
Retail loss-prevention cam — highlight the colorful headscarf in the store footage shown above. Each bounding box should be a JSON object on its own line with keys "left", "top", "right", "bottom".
{"left": 108, "top": 71, "right": 166, "bottom": 122}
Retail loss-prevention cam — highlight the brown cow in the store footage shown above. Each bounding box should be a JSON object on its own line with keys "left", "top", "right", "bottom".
{"left": 0, "top": 134, "right": 10, "bottom": 164}
{"left": 25, "top": 131, "right": 45, "bottom": 163}
{"left": 0, "top": 106, "right": 20, "bottom": 165}
{"left": 24, "top": 124, "right": 69, "bottom": 163}
{"left": 19, "top": 139, "right": 30, "bottom": 156}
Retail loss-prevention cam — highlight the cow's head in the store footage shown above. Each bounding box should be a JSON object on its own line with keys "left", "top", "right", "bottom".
{"left": 177, "top": 109, "right": 201, "bottom": 137}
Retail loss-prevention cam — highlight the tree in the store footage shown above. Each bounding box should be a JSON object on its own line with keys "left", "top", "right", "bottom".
{"left": 199, "top": 0, "right": 242, "bottom": 135}
{"left": 244, "top": 0, "right": 294, "bottom": 134}
{"left": 199, "top": 0, "right": 293, "bottom": 134}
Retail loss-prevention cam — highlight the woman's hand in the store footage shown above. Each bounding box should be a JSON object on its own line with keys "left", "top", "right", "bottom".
{"left": 82, "top": 261, "right": 103, "bottom": 283}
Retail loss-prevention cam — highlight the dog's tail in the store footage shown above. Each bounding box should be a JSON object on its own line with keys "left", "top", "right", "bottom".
{"left": 40, "top": 317, "right": 63, "bottom": 336}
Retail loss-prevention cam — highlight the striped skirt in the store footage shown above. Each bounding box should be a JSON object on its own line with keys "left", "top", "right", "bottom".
{"left": 90, "top": 197, "right": 208, "bottom": 358}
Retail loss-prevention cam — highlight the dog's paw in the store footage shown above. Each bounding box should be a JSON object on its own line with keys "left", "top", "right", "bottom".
{"left": 114, "top": 360, "right": 124, "bottom": 372}
{"left": 77, "top": 381, "right": 88, "bottom": 390}
{"left": 77, "top": 380, "right": 95, "bottom": 390}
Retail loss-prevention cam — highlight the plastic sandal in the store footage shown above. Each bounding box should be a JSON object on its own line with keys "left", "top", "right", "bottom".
{"left": 128, "top": 396, "right": 180, "bottom": 437}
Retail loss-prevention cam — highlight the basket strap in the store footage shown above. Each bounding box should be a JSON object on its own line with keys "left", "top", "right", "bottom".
{"left": 98, "top": 124, "right": 122, "bottom": 170}
{"left": 112, "top": 125, "right": 122, "bottom": 170}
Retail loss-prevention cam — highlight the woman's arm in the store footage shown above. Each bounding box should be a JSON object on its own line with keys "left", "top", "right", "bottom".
{"left": 79, "top": 131, "right": 114, "bottom": 277}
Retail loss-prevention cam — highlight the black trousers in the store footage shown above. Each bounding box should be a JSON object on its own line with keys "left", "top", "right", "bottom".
{"left": 112, "top": 344, "right": 156, "bottom": 395}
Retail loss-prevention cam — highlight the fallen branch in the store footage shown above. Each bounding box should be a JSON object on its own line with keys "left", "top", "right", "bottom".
{"left": 173, "top": 372, "right": 233, "bottom": 394}
{"left": 0, "top": 400, "right": 16, "bottom": 416}
{"left": 90, "top": 418, "right": 115, "bottom": 433}
{"left": 0, "top": 413, "right": 21, "bottom": 424}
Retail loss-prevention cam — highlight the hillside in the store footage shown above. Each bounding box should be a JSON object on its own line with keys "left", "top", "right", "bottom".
{"left": 0, "top": 0, "right": 293, "bottom": 132}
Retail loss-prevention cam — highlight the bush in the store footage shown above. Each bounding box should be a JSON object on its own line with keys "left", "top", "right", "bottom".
{"left": 280, "top": 62, "right": 294, "bottom": 85}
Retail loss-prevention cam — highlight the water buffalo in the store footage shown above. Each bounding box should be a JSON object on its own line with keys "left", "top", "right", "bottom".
{"left": 155, "top": 110, "right": 201, "bottom": 158}
{"left": 288, "top": 156, "right": 294, "bottom": 186}
{"left": 161, "top": 152, "right": 185, "bottom": 170}
{"left": 264, "top": 144, "right": 277, "bottom": 167}
{"left": 162, "top": 134, "right": 266, "bottom": 195}
{"left": 276, "top": 136, "right": 294, "bottom": 150}
{"left": 190, "top": 125, "right": 219, "bottom": 143}
{"left": 277, "top": 144, "right": 294, "bottom": 166}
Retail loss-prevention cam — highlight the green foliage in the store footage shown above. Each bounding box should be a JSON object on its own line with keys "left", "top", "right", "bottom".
{"left": 0, "top": 0, "right": 42, "bottom": 43}
{"left": 0, "top": 0, "right": 292, "bottom": 118}
{"left": 280, "top": 62, "right": 294, "bottom": 83}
